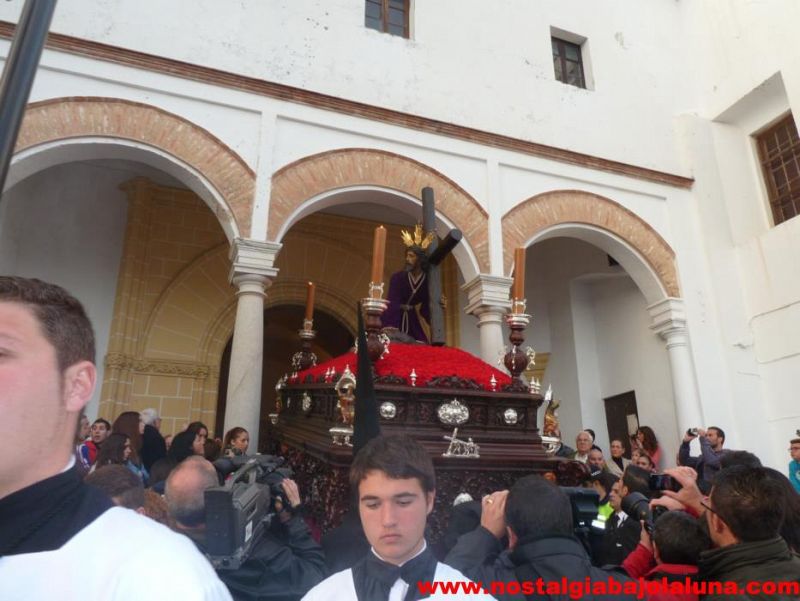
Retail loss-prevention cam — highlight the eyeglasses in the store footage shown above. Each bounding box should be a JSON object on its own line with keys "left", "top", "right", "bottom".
{"left": 700, "top": 499, "right": 718, "bottom": 516}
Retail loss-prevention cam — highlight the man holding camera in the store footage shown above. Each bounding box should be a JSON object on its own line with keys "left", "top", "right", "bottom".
{"left": 596, "top": 467, "right": 648, "bottom": 567}
{"left": 678, "top": 427, "right": 729, "bottom": 486}
{"left": 446, "top": 475, "right": 637, "bottom": 601}
{"left": 165, "top": 456, "right": 326, "bottom": 601}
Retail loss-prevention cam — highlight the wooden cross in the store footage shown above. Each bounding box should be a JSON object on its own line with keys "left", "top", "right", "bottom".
{"left": 421, "top": 187, "right": 462, "bottom": 346}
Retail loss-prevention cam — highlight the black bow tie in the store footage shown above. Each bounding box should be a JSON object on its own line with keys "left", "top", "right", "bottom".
{"left": 352, "top": 546, "right": 437, "bottom": 601}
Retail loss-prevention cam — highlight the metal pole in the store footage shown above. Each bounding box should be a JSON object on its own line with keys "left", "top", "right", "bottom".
{"left": 0, "top": 0, "right": 58, "bottom": 195}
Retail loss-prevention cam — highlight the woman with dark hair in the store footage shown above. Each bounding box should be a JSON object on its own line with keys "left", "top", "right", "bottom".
{"left": 148, "top": 430, "right": 206, "bottom": 492}
{"left": 168, "top": 430, "right": 203, "bottom": 463}
{"left": 634, "top": 425, "right": 662, "bottom": 469}
{"left": 93, "top": 433, "right": 131, "bottom": 468}
{"left": 222, "top": 427, "right": 249, "bottom": 457}
{"left": 186, "top": 421, "right": 209, "bottom": 446}
{"left": 112, "top": 412, "right": 148, "bottom": 484}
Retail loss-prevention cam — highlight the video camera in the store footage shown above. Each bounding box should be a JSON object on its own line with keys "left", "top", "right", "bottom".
{"left": 204, "top": 454, "right": 292, "bottom": 570}
{"left": 621, "top": 491, "right": 668, "bottom": 535}
{"left": 560, "top": 487, "right": 600, "bottom": 534}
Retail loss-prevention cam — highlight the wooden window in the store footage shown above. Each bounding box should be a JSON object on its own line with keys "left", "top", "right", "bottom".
{"left": 757, "top": 114, "right": 800, "bottom": 225}
{"left": 552, "top": 37, "right": 585, "bottom": 88}
{"left": 365, "top": 0, "right": 409, "bottom": 37}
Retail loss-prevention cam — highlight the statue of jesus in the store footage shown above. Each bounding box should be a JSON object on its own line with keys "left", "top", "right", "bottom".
{"left": 383, "top": 225, "right": 434, "bottom": 343}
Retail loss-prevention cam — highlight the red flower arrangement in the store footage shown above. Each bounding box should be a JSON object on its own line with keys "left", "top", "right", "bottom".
{"left": 296, "top": 343, "right": 511, "bottom": 391}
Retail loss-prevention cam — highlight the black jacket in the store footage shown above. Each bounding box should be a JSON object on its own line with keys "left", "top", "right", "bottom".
{"left": 597, "top": 513, "right": 641, "bottom": 567}
{"left": 445, "top": 526, "right": 637, "bottom": 601}
{"left": 698, "top": 537, "right": 800, "bottom": 601}
{"left": 206, "top": 515, "right": 326, "bottom": 601}
{"left": 141, "top": 424, "right": 167, "bottom": 472}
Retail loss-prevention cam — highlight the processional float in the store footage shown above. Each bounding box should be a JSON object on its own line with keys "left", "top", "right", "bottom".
{"left": 265, "top": 187, "right": 584, "bottom": 541}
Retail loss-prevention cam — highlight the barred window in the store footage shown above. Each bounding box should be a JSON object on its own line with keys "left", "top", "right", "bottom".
{"left": 365, "top": 0, "right": 410, "bottom": 38}
{"left": 756, "top": 114, "right": 800, "bottom": 225}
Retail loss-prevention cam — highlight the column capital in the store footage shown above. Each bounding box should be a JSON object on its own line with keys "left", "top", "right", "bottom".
{"left": 462, "top": 274, "right": 513, "bottom": 316}
{"left": 229, "top": 238, "right": 281, "bottom": 283}
{"left": 648, "top": 297, "right": 687, "bottom": 340}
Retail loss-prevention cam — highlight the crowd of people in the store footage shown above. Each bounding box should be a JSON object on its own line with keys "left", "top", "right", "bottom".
{"left": 2, "top": 275, "right": 799, "bottom": 601}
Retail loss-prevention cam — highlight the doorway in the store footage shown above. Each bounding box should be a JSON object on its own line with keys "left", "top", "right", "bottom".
{"left": 603, "top": 391, "right": 639, "bottom": 459}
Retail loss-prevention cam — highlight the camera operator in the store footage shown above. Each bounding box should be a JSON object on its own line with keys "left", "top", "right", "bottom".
{"left": 678, "top": 427, "right": 729, "bottom": 488}
{"left": 621, "top": 510, "right": 711, "bottom": 600}
{"left": 445, "top": 475, "right": 637, "bottom": 601}
{"left": 165, "top": 457, "right": 326, "bottom": 601}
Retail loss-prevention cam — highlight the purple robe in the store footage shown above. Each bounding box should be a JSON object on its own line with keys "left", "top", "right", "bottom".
{"left": 383, "top": 270, "right": 431, "bottom": 343}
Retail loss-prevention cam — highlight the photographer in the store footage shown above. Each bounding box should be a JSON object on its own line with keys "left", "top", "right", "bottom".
{"left": 596, "top": 466, "right": 649, "bottom": 567}
{"left": 621, "top": 511, "right": 711, "bottom": 601}
{"left": 165, "top": 457, "right": 326, "bottom": 601}
{"left": 445, "top": 476, "right": 637, "bottom": 601}
{"left": 678, "top": 427, "right": 729, "bottom": 487}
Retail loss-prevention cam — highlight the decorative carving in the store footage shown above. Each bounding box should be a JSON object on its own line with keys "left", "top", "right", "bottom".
{"left": 503, "top": 312, "right": 531, "bottom": 391}
{"left": 379, "top": 401, "right": 397, "bottom": 420}
{"left": 503, "top": 408, "right": 519, "bottom": 425}
{"left": 437, "top": 399, "right": 470, "bottom": 426}
{"left": 426, "top": 375, "right": 482, "bottom": 390}
{"left": 103, "top": 353, "right": 210, "bottom": 378}
{"left": 442, "top": 428, "right": 480, "bottom": 458}
{"left": 361, "top": 297, "right": 390, "bottom": 362}
{"left": 334, "top": 365, "right": 356, "bottom": 426}
{"left": 291, "top": 325, "right": 318, "bottom": 372}
{"left": 329, "top": 425, "right": 353, "bottom": 447}
{"left": 543, "top": 398, "right": 561, "bottom": 438}
{"left": 301, "top": 392, "right": 313, "bottom": 415}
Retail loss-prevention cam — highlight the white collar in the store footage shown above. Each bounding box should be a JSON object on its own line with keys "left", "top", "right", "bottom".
{"left": 61, "top": 455, "right": 76, "bottom": 473}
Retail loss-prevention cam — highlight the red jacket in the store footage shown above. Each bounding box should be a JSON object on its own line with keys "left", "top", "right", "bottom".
{"left": 624, "top": 543, "right": 699, "bottom": 601}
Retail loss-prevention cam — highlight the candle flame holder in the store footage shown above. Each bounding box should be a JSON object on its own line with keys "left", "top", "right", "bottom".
{"left": 361, "top": 296, "right": 390, "bottom": 363}
{"left": 368, "top": 281, "right": 385, "bottom": 300}
{"left": 503, "top": 309, "right": 531, "bottom": 392}
{"left": 291, "top": 318, "right": 318, "bottom": 372}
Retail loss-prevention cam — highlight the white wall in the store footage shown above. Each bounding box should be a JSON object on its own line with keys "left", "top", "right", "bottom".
{"left": 673, "top": 0, "right": 800, "bottom": 468}
{"left": 525, "top": 238, "right": 675, "bottom": 462}
{"left": 0, "top": 0, "right": 693, "bottom": 173}
{"left": 0, "top": 162, "right": 133, "bottom": 419}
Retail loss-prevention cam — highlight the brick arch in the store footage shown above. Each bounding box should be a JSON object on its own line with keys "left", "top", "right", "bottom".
{"left": 269, "top": 148, "right": 490, "bottom": 273}
{"left": 15, "top": 97, "right": 255, "bottom": 237}
{"left": 502, "top": 190, "right": 679, "bottom": 298}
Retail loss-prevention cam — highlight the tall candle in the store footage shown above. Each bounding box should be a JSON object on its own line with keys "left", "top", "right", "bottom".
{"left": 370, "top": 225, "right": 387, "bottom": 288}
{"left": 512, "top": 247, "right": 526, "bottom": 306}
{"left": 305, "top": 281, "right": 315, "bottom": 321}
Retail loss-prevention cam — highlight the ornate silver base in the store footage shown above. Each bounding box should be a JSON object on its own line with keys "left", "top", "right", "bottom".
{"left": 540, "top": 435, "right": 562, "bottom": 457}
{"left": 329, "top": 425, "right": 353, "bottom": 447}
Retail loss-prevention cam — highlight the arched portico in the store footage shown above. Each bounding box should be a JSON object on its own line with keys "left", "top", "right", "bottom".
{"left": 10, "top": 97, "right": 254, "bottom": 240}
{"left": 268, "top": 148, "right": 488, "bottom": 282}
{"left": 502, "top": 190, "right": 679, "bottom": 303}
{"left": 502, "top": 190, "right": 702, "bottom": 437}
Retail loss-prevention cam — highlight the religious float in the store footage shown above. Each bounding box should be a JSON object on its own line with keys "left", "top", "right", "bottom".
{"left": 265, "top": 188, "right": 585, "bottom": 541}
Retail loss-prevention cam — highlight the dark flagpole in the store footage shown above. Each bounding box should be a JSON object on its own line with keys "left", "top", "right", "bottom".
{"left": 0, "top": 0, "right": 58, "bottom": 195}
{"left": 352, "top": 301, "right": 381, "bottom": 455}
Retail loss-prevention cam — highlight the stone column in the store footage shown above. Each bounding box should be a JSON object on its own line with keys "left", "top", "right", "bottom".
{"left": 225, "top": 239, "right": 281, "bottom": 449}
{"left": 463, "top": 274, "right": 513, "bottom": 365}
{"left": 649, "top": 298, "right": 704, "bottom": 432}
